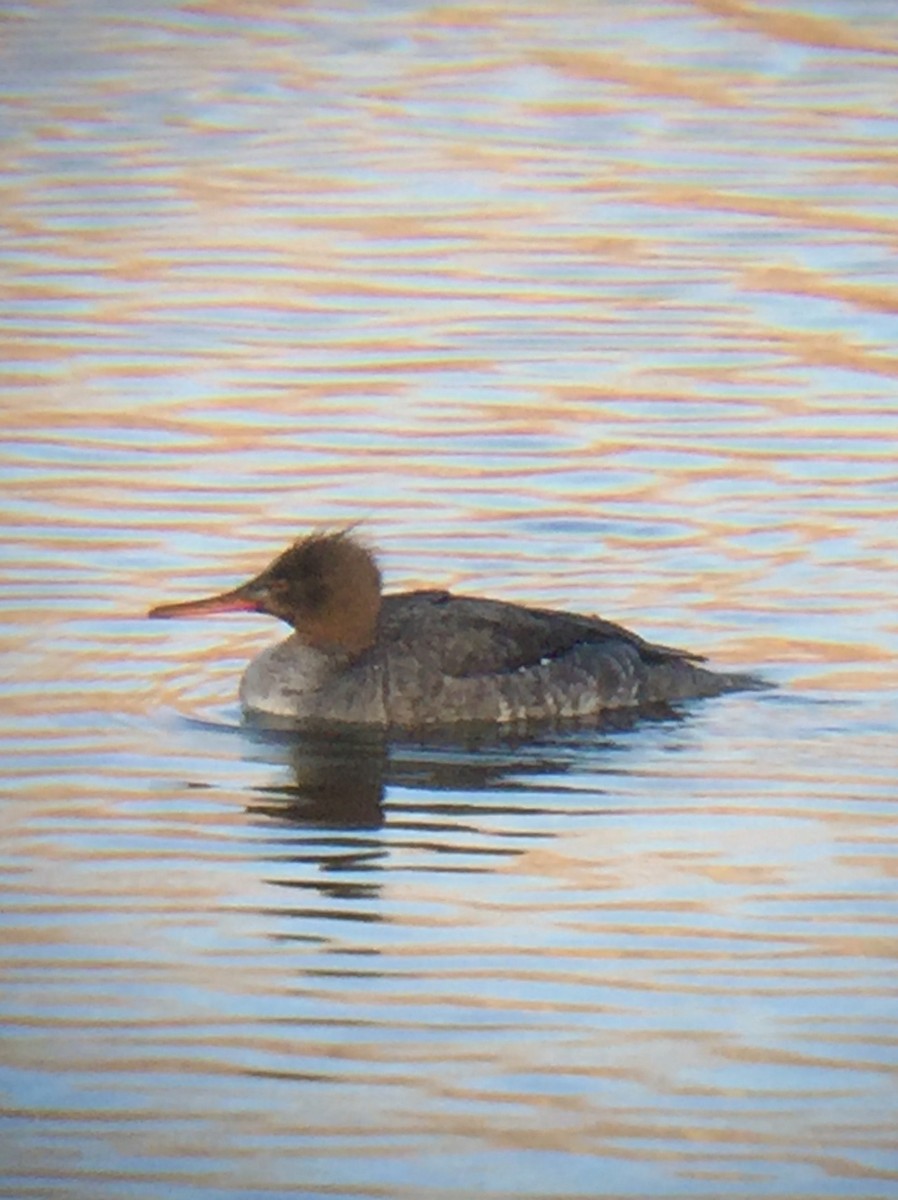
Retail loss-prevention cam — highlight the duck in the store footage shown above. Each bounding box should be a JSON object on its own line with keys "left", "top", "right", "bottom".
{"left": 148, "top": 529, "right": 765, "bottom": 727}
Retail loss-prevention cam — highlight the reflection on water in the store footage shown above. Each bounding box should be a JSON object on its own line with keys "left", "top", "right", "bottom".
{"left": 6, "top": 690, "right": 897, "bottom": 1197}
{"left": 2, "top": 0, "right": 898, "bottom": 1197}
{"left": 240, "top": 705, "right": 684, "bottom": 830}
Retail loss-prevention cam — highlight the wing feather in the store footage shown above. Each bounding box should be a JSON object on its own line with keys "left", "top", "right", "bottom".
{"left": 380, "top": 592, "right": 704, "bottom": 679}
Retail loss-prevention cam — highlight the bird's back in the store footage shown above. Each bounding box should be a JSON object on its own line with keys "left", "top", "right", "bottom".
{"left": 368, "top": 591, "right": 762, "bottom": 726}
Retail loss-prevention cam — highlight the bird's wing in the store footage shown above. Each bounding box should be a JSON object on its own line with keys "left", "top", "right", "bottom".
{"left": 380, "top": 592, "right": 705, "bottom": 679}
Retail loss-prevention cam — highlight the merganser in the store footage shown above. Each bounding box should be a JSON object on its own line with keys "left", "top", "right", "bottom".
{"left": 148, "top": 530, "right": 765, "bottom": 727}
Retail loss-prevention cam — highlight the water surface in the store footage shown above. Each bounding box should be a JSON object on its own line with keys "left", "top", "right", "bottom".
{"left": 2, "top": 2, "right": 898, "bottom": 1197}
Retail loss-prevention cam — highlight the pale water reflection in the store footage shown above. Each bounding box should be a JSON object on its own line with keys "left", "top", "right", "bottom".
{"left": 2, "top": 0, "right": 898, "bottom": 1197}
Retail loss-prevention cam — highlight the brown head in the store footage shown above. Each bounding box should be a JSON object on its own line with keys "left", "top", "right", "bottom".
{"left": 148, "top": 530, "right": 382, "bottom": 657}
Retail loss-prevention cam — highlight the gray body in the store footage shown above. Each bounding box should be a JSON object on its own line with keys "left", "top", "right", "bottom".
{"left": 239, "top": 590, "right": 763, "bottom": 728}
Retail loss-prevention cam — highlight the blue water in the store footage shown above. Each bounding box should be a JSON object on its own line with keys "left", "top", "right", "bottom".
{"left": 2, "top": 2, "right": 898, "bottom": 1197}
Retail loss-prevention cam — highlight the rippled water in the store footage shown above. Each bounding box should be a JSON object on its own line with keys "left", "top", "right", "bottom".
{"left": 2, "top": 2, "right": 898, "bottom": 1197}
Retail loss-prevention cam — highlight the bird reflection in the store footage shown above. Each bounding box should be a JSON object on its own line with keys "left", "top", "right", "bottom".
{"left": 241, "top": 702, "right": 684, "bottom": 831}
{"left": 228, "top": 704, "right": 688, "bottom": 934}
{"left": 245, "top": 725, "right": 389, "bottom": 830}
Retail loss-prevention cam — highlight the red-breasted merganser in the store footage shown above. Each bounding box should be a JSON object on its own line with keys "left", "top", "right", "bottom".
{"left": 148, "top": 530, "right": 764, "bottom": 727}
